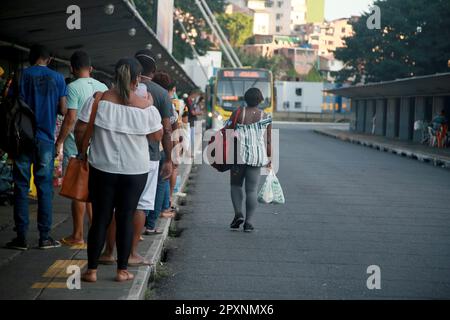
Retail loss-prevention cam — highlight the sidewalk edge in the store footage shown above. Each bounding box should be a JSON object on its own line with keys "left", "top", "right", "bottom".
{"left": 314, "top": 129, "right": 450, "bottom": 169}
{"left": 125, "top": 162, "right": 193, "bottom": 300}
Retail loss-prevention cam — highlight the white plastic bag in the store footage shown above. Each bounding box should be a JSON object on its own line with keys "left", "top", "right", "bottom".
{"left": 258, "top": 170, "right": 285, "bottom": 204}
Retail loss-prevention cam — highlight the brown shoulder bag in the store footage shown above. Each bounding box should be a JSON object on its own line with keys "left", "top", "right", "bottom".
{"left": 59, "top": 92, "right": 103, "bottom": 202}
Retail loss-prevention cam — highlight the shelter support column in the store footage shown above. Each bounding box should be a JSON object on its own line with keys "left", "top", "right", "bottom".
{"left": 365, "top": 100, "right": 376, "bottom": 134}
{"left": 375, "top": 99, "right": 386, "bottom": 136}
{"left": 413, "top": 97, "right": 426, "bottom": 143}
{"left": 386, "top": 98, "right": 397, "bottom": 138}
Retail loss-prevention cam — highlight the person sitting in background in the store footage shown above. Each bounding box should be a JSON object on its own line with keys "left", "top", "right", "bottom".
{"left": 431, "top": 110, "right": 447, "bottom": 130}
{"left": 55, "top": 50, "right": 108, "bottom": 247}
{"left": 431, "top": 110, "right": 448, "bottom": 148}
{"left": 6, "top": 44, "right": 67, "bottom": 250}
{"left": 75, "top": 57, "right": 163, "bottom": 282}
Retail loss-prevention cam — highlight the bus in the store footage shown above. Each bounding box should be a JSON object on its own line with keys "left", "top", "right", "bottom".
{"left": 206, "top": 68, "right": 275, "bottom": 129}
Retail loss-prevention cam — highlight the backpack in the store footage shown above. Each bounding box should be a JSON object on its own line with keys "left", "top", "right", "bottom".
{"left": 0, "top": 80, "right": 36, "bottom": 159}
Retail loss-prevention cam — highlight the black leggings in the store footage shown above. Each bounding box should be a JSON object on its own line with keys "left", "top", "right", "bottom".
{"left": 230, "top": 165, "right": 261, "bottom": 224}
{"left": 87, "top": 166, "right": 148, "bottom": 270}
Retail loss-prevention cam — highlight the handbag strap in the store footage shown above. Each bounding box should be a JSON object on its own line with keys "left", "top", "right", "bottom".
{"left": 80, "top": 92, "right": 103, "bottom": 156}
{"left": 231, "top": 107, "right": 242, "bottom": 129}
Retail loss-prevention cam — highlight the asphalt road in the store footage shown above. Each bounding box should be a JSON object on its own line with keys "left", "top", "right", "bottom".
{"left": 154, "top": 123, "right": 450, "bottom": 300}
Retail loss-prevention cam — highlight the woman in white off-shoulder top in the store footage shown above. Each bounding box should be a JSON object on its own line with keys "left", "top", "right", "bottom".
{"left": 74, "top": 57, "right": 163, "bottom": 283}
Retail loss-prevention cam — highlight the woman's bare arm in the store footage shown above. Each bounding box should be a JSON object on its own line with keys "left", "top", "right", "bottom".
{"left": 74, "top": 120, "right": 88, "bottom": 153}
{"left": 266, "top": 123, "right": 272, "bottom": 160}
{"left": 147, "top": 128, "right": 163, "bottom": 142}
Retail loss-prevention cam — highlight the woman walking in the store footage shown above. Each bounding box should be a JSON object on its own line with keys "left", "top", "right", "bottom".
{"left": 229, "top": 88, "right": 272, "bottom": 232}
{"left": 75, "top": 58, "right": 163, "bottom": 282}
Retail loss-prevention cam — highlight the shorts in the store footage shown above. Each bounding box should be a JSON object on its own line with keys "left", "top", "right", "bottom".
{"left": 137, "top": 160, "right": 160, "bottom": 211}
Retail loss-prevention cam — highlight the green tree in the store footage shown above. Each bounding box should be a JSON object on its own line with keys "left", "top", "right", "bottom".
{"left": 133, "top": 0, "right": 157, "bottom": 30}
{"left": 234, "top": 50, "right": 293, "bottom": 80}
{"left": 335, "top": 0, "right": 450, "bottom": 84}
{"left": 133, "top": 0, "right": 226, "bottom": 62}
{"left": 303, "top": 66, "right": 323, "bottom": 82}
{"left": 217, "top": 13, "right": 254, "bottom": 47}
{"left": 173, "top": 0, "right": 226, "bottom": 62}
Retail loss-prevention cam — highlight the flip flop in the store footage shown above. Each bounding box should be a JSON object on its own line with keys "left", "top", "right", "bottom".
{"left": 128, "top": 259, "right": 153, "bottom": 267}
{"left": 60, "top": 237, "right": 85, "bottom": 247}
{"left": 143, "top": 229, "right": 163, "bottom": 236}
{"left": 161, "top": 210, "right": 176, "bottom": 218}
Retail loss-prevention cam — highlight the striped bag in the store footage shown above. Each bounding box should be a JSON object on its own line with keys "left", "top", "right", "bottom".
{"left": 235, "top": 109, "right": 272, "bottom": 167}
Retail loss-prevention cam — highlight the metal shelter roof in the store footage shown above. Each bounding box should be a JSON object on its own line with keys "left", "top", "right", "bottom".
{"left": 326, "top": 73, "right": 450, "bottom": 99}
{"left": 0, "top": 0, "right": 197, "bottom": 92}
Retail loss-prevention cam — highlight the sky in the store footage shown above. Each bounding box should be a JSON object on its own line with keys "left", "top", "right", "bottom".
{"left": 325, "top": 0, "right": 374, "bottom": 21}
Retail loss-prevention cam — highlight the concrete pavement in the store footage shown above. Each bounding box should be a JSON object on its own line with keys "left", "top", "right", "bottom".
{"left": 314, "top": 127, "right": 450, "bottom": 169}
{"left": 0, "top": 165, "right": 190, "bottom": 300}
{"left": 153, "top": 123, "right": 450, "bottom": 299}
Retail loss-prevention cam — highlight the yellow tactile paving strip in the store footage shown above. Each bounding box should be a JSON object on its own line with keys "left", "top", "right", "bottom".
{"left": 31, "top": 259, "right": 87, "bottom": 289}
{"left": 70, "top": 243, "right": 87, "bottom": 250}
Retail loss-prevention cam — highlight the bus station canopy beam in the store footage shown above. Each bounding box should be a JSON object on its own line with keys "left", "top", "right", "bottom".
{"left": 0, "top": 0, "right": 197, "bottom": 93}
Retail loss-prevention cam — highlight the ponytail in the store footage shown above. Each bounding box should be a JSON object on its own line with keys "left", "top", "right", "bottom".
{"left": 114, "top": 57, "right": 143, "bottom": 105}
{"left": 116, "top": 64, "right": 131, "bottom": 104}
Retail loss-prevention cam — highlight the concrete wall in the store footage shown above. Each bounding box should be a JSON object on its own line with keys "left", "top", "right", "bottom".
{"left": 365, "top": 100, "right": 375, "bottom": 134}
{"left": 399, "top": 98, "right": 413, "bottom": 140}
{"left": 386, "top": 98, "right": 398, "bottom": 138}
{"left": 275, "top": 81, "right": 323, "bottom": 113}
{"left": 375, "top": 99, "right": 387, "bottom": 136}
{"left": 413, "top": 97, "right": 426, "bottom": 143}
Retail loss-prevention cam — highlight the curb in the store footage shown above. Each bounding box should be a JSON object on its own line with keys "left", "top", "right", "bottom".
{"left": 125, "top": 162, "right": 193, "bottom": 300}
{"left": 314, "top": 129, "right": 450, "bottom": 170}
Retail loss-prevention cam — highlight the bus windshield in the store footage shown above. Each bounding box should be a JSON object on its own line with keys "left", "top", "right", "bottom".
{"left": 217, "top": 79, "right": 272, "bottom": 110}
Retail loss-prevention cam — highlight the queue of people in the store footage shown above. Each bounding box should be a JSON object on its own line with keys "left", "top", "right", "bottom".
{"left": 1, "top": 43, "right": 273, "bottom": 284}
{"left": 2, "top": 44, "right": 195, "bottom": 282}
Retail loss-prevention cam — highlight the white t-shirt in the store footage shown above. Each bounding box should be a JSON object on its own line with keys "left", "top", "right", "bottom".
{"left": 78, "top": 96, "right": 162, "bottom": 175}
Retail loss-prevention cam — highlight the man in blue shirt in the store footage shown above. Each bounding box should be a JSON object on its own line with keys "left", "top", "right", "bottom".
{"left": 6, "top": 45, "right": 67, "bottom": 251}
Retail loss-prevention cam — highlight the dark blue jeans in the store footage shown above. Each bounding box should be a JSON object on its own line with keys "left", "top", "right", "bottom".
{"left": 13, "top": 139, "right": 54, "bottom": 240}
{"left": 145, "top": 153, "right": 169, "bottom": 230}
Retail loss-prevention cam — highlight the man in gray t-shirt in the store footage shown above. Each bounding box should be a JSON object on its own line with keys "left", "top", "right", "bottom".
{"left": 142, "top": 79, "right": 173, "bottom": 162}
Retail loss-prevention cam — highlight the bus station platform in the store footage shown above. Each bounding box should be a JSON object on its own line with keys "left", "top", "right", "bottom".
{"left": 0, "top": 164, "right": 191, "bottom": 300}
{"left": 314, "top": 128, "right": 450, "bottom": 170}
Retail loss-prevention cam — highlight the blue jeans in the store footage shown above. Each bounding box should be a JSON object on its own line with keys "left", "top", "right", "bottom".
{"left": 13, "top": 139, "right": 55, "bottom": 240}
{"left": 145, "top": 153, "right": 169, "bottom": 230}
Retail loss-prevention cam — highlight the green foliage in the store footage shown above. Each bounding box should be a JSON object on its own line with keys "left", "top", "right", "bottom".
{"left": 133, "top": 0, "right": 157, "bottom": 30}
{"left": 134, "top": 0, "right": 225, "bottom": 62}
{"left": 335, "top": 0, "right": 450, "bottom": 84}
{"left": 233, "top": 50, "right": 293, "bottom": 80}
{"left": 303, "top": 66, "right": 323, "bottom": 82}
{"left": 173, "top": 0, "right": 226, "bottom": 62}
{"left": 216, "top": 13, "right": 254, "bottom": 47}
